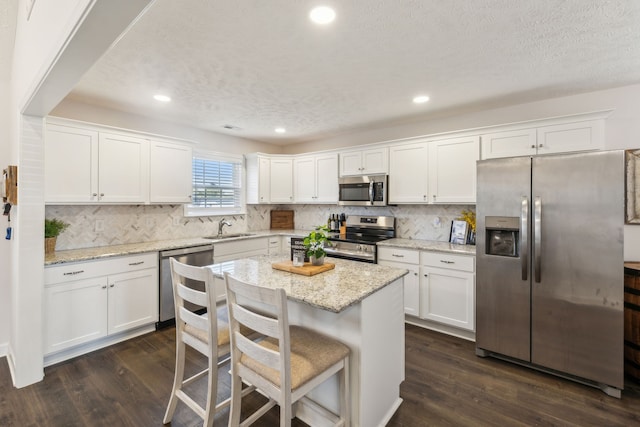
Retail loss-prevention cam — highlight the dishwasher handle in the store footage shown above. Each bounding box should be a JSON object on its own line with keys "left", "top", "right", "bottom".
{"left": 160, "top": 244, "right": 214, "bottom": 258}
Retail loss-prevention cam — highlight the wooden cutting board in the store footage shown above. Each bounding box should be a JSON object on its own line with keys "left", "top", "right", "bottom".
{"left": 270, "top": 210, "right": 294, "bottom": 229}
{"left": 272, "top": 260, "right": 335, "bottom": 276}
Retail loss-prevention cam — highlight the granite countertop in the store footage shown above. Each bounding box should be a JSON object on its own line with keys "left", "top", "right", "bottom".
{"left": 377, "top": 238, "right": 477, "bottom": 255}
{"left": 209, "top": 255, "right": 408, "bottom": 313}
{"left": 44, "top": 229, "right": 310, "bottom": 266}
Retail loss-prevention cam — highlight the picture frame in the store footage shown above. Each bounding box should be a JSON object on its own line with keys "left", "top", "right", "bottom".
{"left": 450, "top": 220, "right": 469, "bottom": 245}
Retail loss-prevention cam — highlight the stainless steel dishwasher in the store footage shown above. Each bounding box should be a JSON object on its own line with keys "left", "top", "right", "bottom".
{"left": 158, "top": 244, "right": 214, "bottom": 328}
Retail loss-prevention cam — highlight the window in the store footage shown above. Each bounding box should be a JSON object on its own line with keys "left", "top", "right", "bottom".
{"left": 184, "top": 151, "right": 245, "bottom": 217}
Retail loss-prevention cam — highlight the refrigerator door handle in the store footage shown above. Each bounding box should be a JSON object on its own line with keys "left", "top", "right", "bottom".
{"left": 520, "top": 196, "right": 529, "bottom": 281}
{"left": 534, "top": 196, "right": 542, "bottom": 283}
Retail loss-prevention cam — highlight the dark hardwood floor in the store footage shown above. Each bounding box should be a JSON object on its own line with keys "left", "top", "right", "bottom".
{"left": 1, "top": 324, "right": 639, "bottom": 426}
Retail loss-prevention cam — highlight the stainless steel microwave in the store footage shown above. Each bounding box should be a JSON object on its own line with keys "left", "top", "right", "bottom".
{"left": 338, "top": 175, "right": 388, "bottom": 206}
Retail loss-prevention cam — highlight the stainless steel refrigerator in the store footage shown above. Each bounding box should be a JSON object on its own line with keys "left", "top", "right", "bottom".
{"left": 475, "top": 150, "right": 624, "bottom": 397}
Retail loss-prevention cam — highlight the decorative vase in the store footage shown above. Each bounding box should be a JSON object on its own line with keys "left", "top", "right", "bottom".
{"left": 45, "top": 237, "right": 57, "bottom": 254}
{"left": 310, "top": 255, "right": 325, "bottom": 266}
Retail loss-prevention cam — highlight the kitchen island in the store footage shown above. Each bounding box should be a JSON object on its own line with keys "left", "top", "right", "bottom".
{"left": 208, "top": 255, "right": 408, "bottom": 427}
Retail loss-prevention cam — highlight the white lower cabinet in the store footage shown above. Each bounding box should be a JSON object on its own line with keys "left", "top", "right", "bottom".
{"left": 377, "top": 247, "right": 420, "bottom": 316}
{"left": 420, "top": 252, "right": 475, "bottom": 331}
{"left": 379, "top": 246, "right": 476, "bottom": 332}
{"left": 44, "top": 253, "right": 158, "bottom": 356}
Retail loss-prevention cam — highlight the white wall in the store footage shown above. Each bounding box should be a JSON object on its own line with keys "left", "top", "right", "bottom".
{"left": 283, "top": 84, "right": 640, "bottom": 154}
{"left": 283, "top": 84, "right": 640, "bottom": 261}
{"left": 7, "top": 0, "right": 100, "bottom": 388}
{"left": 0, "top": 0, "right": 16, "bottom": 357}
{"left": 8, "top": 0, "right": 155, "bottom": 387}
{"left": 51, "top": 98, "right": 283, "bottom": 155}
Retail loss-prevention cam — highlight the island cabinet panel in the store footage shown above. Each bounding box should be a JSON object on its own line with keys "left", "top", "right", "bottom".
{"left": 44, "top": 123, "right": 99, "bottom": 203}
{"left": 388, "top": 141, "right": 429, "bottom": 204}
{"left": 287, "top": 279, "right": 405, "bottom": 427}
{"left": 44, "top": 253, "right": 158, "bottom": 363}
{"left": 428, "top": 135, "right": 479, "bottom": 204}
{"left": 149, "top": 141, "right": 192, "bottom": 203}
{"left": 378, "top": 247, "right": 420, "bottom": 316}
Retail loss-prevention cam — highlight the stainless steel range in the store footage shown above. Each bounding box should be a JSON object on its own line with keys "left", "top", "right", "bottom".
{"left": 325, "top": 215, "right": 395, "bottom": 263}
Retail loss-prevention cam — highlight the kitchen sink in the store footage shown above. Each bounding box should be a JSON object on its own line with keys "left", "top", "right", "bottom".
{"left": 204, "top": 233, "right": 256, "bottom": 240}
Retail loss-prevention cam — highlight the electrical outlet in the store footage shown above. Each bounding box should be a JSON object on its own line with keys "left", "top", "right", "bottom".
{"left": 146, "top": 217, "right": 155, "bottom": 228}
{"left": 173, "top": 217, "right": 181, "bottom": 226}
{"left": 95, "top": 219, "right": 104, "bottom": 232}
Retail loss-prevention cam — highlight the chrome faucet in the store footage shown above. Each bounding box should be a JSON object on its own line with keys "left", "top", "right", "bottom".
{"left": 217, "top": 218, "right": 232, "bottom": 236}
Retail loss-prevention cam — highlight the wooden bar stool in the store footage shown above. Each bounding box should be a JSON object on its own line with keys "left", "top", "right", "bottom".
{"left": 163, "top": 258, "right": 231, "bottom": 426}
{"left": 224, "top": 272, "right": 351, "bottom": 427}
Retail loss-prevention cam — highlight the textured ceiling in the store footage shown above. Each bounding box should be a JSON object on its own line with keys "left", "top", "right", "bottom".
{"left": 67, "top": 0, "right": 640, "bottom": 145}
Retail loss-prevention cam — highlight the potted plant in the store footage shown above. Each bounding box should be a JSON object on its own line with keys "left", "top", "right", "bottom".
{"left": 44, "top": 218, "right": 69, "bottom": 254}
{"left": 303, "top": 225, "right": 329, "bottom": 266}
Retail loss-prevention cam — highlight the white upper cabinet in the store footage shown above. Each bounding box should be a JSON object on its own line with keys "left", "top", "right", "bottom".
{"left": 481, "top": 115, "right": 606, "bottom": 160}
{"left": 389, "top": 141, "right": 429, "bottom": 204}
{"left": 149, "top": 141, "right": 193, "bottom": 203}
{"left": 45, "top": 123, "right": 99, "bottom": 203}
{"left": 98, "top": 133, "right": 149, "bottom": 203}
{"left": 536, "top": 120, "right": 604, "bottom": 155}
{"left": 294, "top": 153, "right": 338, "bottom": 203}
{"left": 269, "top": 158, "right": 294, "bottom": 203}
{"left": 480, "top": 128, "right": 537, "bottom": 159}
{"left": 45, "top": 119, "right": 194, "bottom": 205}
{"left": 339, "top": 147, "right": 388, "bottom": 176}
{"left": 246, "top": 154, "right": 271, "bottom": 204}
{"left": 429, "top": 136, "right": 479, "bottom": 204}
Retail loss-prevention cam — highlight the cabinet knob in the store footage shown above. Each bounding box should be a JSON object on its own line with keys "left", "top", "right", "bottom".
{"left": 423, "top": 195, "right": 426, "bottom": 200}
{"left": 100, "top": 193, "right": 105, "bottom": 197}
{"left": 92, "top": 193, "right": 98, "bottom": 197}
{"left": 102, "top": 285, "right": 107, "bottom": 289}
{"left": 538, "top": 143, "right": 543, "bottom": 148}
{"left": 109, "top": 284, "right": 115, "bottom": 288}
{"left": 414, "top": 272, "right": 418, "bottom": 276}
{"left": 531, "top": 144, "right": 536, "bottom": 149}
{"left": 424, "top": 274, "right": 428, "bottom": 277}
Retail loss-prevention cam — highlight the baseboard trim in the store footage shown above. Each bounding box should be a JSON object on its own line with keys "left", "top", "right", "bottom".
{"left": 405, "top": 316, "right": 476, "bottom": 342}
{"left": 43, "top": 324, "right": 156, "bottom": 367}
{"left": 0, "top": 342, "right": 8, "bottom": 357}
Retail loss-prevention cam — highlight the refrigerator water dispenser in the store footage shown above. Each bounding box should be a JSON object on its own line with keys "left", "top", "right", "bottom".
{"left": 485, "top": 216, "right": 519, "bottom": 257}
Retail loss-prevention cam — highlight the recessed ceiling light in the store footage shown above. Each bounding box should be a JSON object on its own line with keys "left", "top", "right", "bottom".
{"left": 275, "top": 127, "right": 286, "bottom": 134}
{"left": 309, "top": 6, "right": 336, "bottom": 24}
{"left": 153, "top": 94, "right": 171, "bottom": 102}
{"left": 413, "top": 95, "right": 430, "bottom": 104}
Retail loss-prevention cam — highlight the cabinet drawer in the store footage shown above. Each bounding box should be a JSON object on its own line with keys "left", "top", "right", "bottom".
{"left": 45, "top": 253, "right": 157, "bottom": 285}
{"left": 378, "top": 247, "right": 419, "bottom": 264}
{"left": 421, "top": 251, "right": 474, "bottom": 272}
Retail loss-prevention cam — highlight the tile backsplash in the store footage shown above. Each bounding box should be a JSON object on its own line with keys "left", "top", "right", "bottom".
{"left": 46, "top": 203, "right": 474, "bottom": 251}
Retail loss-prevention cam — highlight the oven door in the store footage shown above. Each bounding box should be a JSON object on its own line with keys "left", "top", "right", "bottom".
{"left": 338, "top": 175, "right": 387, "bottom": 206}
